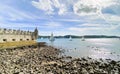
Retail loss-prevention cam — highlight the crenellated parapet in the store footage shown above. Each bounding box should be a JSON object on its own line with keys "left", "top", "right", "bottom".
{"left": 0, "top": 28, "right": 33, "bottom": 35}
{"left": 0, "top": 28, "right": 38, "bottom": 42}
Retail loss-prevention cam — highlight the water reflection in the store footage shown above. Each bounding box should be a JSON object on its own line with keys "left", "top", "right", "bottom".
{"left": 50, "top": 41, "right": 54, "bottom": 46}
{"left": 89, "top": 47, "right": 111, "bottom": 59}
{"left": 37, "top": 38, "right": 120, "bottom": 61}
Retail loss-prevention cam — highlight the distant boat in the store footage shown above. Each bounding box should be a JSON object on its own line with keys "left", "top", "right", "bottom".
{"left": 69, "top": 36, "right": 72, "bottom": 41}
{"left": 81, "top": 36, "right": 85, "bottom": 41}
{"left": 41, "top": 37, "right": 44, "bottom": 39}
{"left": 49, "top": 33, "right": 55, "bottom": 42}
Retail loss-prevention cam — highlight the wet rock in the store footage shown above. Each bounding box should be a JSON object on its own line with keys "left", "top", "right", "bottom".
{"left": 0, "top": 44, "right": 120, "bottom": 74}
{"left": 81, "top": 68, "right": 89, "bottom": 74}
{"left": 19, "top": 72, "right": 24, "bottom": 74}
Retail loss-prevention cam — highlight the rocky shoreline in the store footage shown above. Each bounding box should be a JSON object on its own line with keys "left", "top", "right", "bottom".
{"left": 0, "top": 43, "right": 120, "bottom": 74}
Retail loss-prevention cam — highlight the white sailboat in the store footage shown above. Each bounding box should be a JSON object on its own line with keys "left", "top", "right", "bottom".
{"left": 49, "top": 33, "right": 55, "bottom": 42}
{"left": 69, "top": 36, "right": 72, "bottom": 41}
{"left": 41, "top": 37, "right": 43, "bottom": 39}
{"left": 81, "top": 36, "right": 85, "bottom": 41}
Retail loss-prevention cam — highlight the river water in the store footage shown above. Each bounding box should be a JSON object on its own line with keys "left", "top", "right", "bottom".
{"left": 37, "top": 38, "right": 120, "bottom": 61}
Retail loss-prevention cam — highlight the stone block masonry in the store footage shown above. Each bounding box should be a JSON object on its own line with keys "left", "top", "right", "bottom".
{"left": 0, "top": 28, "right": 38, "bottom": 43}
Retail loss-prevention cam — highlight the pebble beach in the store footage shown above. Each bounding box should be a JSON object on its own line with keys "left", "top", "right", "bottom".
{"left": 0, "top": 43, "right": 120, "bottom": 74}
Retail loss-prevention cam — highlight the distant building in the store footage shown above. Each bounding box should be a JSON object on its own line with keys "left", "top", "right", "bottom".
{"left": 0, "top": 28, "right": 38, "bottom": 43}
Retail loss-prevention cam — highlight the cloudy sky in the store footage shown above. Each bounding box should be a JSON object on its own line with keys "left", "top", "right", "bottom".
{"left": 0, "top": 0, "right": 120, "bottom": 36}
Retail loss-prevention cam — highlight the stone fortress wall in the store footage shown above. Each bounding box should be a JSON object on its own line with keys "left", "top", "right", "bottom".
{"left": 0, "top": 28, "right": 38, "bottom": 43}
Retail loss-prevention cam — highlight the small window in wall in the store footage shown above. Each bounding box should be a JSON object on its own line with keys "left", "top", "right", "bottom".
{"left": 27, "top": 39, "right": 29, "bottom": 41}
{"left": 20, "top": 39, "right": 23, "bottom": 41}
{"left": 3, "top": 39, "right": 7, "bottom": 42}
{"left": 12, "top": 39, "right": 16, "bottom": 41}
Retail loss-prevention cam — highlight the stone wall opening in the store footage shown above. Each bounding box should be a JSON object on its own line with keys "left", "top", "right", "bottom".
{"left": 20, "top": 39, "right": 23, "bottom": 41}
{"left": 12, "top": 39, "right": 16, "bottom": 41}
{"left": 3, "top": 39, "right": 7, "bottom": 42}
{"left": 0, "top": 28, "right": 38, "bottom": 43}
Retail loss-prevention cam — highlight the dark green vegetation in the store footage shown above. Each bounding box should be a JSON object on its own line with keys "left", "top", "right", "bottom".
{"left": 39, "top": 35, "right": 120, "bottom": 38}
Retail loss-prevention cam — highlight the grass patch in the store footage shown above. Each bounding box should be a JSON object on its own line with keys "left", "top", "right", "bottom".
{"left": 0, "top": 41, "right": 37, "bottom": 49}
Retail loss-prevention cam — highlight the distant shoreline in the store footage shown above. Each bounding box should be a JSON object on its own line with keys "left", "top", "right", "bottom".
{"left": 39, "top": 35, "right": 120, "bottom": 39}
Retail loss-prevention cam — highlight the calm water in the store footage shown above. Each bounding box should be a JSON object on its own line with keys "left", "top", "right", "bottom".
{"left": 37, "top": 38, "right": 120, "bottom": 60}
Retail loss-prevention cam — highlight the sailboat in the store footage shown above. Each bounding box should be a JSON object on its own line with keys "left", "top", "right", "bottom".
{"left": 41, "top": 37, "right": 43, "bottom": 39}
{"left": 81, "top": 36, "right": 85, "bottom": 41}
{"left": 69, "top": 36, "right": 72, "bottom": 41}
{"left": 49, "top": 33, "right": 55, "bottom": 42}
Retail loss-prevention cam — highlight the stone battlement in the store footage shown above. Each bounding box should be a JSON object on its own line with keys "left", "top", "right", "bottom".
{"left": 0, "top": 28, "right": 38, "bottom": 43}
{"left": 0, "top": 28, "right": 33, "bottom": 35}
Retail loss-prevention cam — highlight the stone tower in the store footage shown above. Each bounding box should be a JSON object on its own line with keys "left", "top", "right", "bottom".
{"left": 33, "top": 27, "right": 38, "bottom": 39}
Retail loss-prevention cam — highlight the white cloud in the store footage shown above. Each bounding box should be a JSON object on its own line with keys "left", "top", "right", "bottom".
{"left": 0, "top": 4, "right": 40, "bottom": 21}
{"left": 68, "top": 23, "right": 115, "bottom": 32}
{"left": 39, "top": 30, "right": 73, "bottom": 36}
{"left": 69, "top": 27, "right": 108, "bottom": 32}
{"left": 32, "top": 0, "right": 54, "bottom": 14}
{"left": 32, "top": 0, "right": 67, "bottom": 15}
{"left": 73, "top": 0, "right": 118, "bottom": 16}
{"left": 94, "top": 0, "right": 119, "bottom": 8}
{"left": 69, "top": 27, "right": 88, "bottom": 32}
{"left": 31, "top": 0, "right": 119, "bottom": 16}
{"left": 104, "top": 14, "right": 120, "bottom": 22}
{"left": 96, "top": 13, "right": 120, "bottom": 30}
{"left": 73, "top": 0, "right": 99, "bottom": 16}
{"left": 58, "top": 4, "right": 67, "bottom": 15}
{"left": 57, "top": 18, "right": 84, "bottom": 22}
{"left": 0, "top": 23, "right": 41, "bottom": 28}
{"left": 78, "top": 23, "right": 102, "bottom": 27}
{"left": 52, "top": 0, "right": 61, "bottom": 8}
{"left": 44, "top": 22, "right": 62, "bottom": 28}
{"left": 0, "top": 21, "right": 63, "bottom": 29}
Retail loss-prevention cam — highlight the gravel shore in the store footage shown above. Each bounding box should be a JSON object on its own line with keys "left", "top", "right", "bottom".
{"left": 0, "top": 44, "right": 120, "bottom": 74}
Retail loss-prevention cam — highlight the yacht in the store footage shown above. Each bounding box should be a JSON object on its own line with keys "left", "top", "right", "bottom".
{"left": 81, "top": 36, "right": 85, "bottom": 41}
{"left": 49, "top": 33, "right": 55, "bottom": 42}
{"left": 41, "top": 37, "right": 43, "bottom": 39}
{"left": 69, "top": 36, "right": 72, "bottom": 41}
